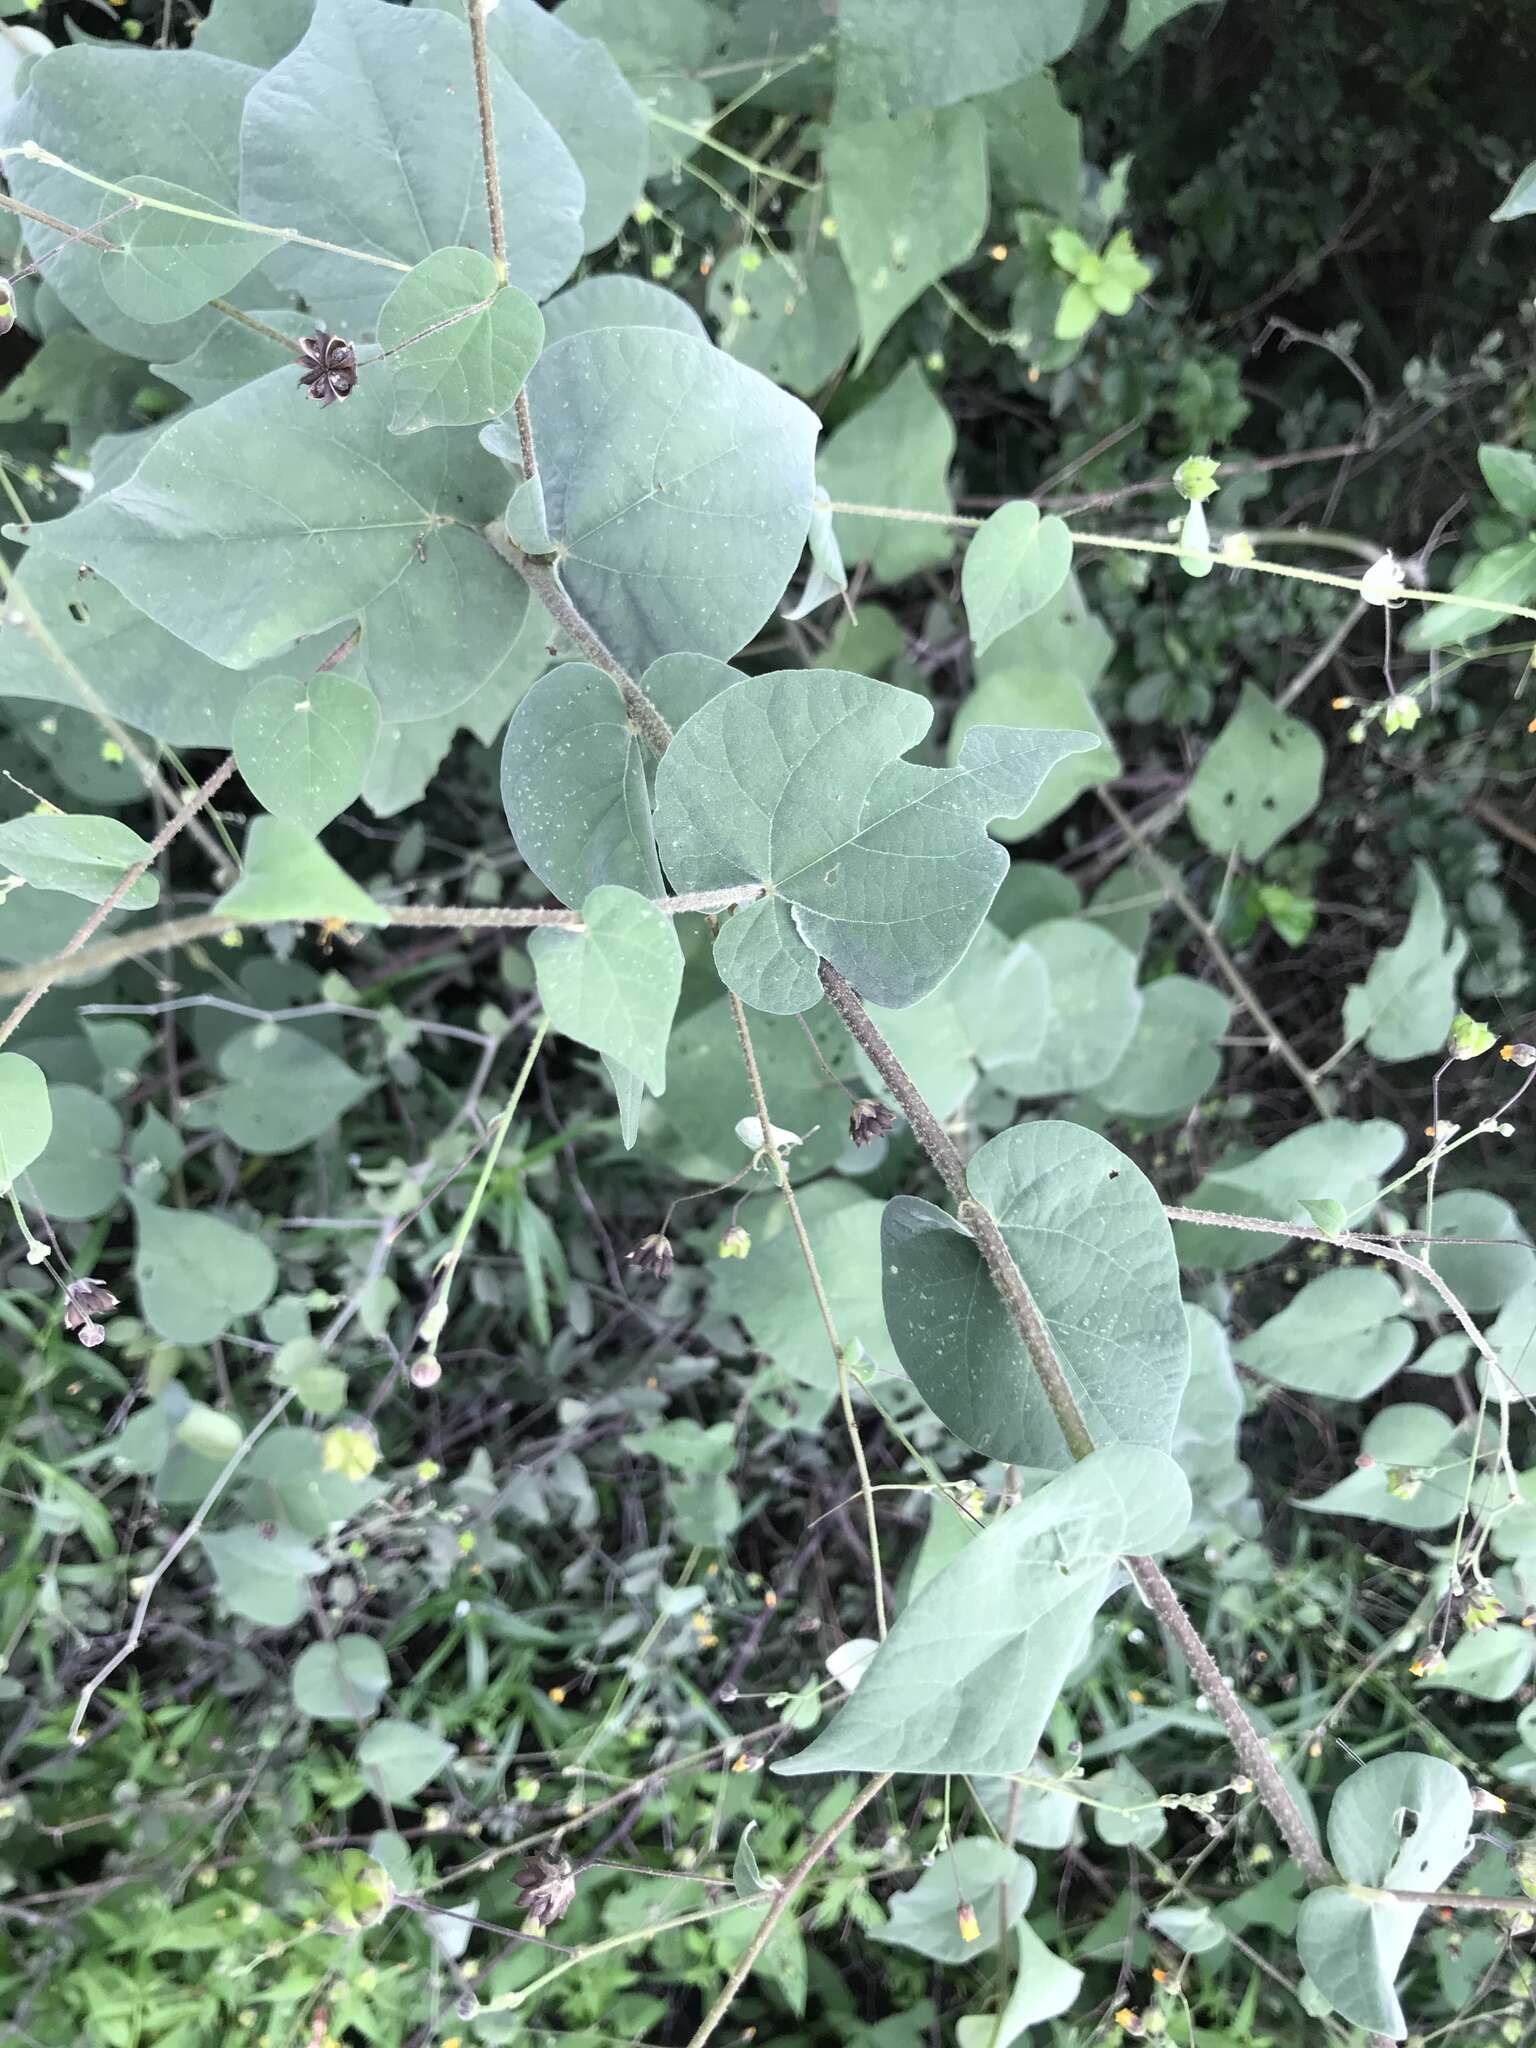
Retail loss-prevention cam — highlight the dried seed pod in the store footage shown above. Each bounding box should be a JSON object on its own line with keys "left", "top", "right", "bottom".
{"left": 627, "top": 1231, "right": 674, "bottom": 1281}
{"left": 848, "top": 1098, "right": 895, "bottom": 1147}
{"left": 297, "top": 329, "right": 358, "bottom": 406}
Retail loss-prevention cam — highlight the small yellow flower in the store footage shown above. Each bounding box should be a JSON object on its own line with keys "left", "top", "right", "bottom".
{"left": 1127, "top": 1688, "right": 1146, "bottom": 1706}
{"left": 956, "top": 1901, "right": 981, "bottom": 1943}
{"left": 547, "top": 1685, "right": 567, "bottom": 1704}
{"left": 321, "top": 1426, "right": 378, "bottom": 1482}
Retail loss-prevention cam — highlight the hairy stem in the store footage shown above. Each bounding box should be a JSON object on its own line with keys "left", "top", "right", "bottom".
{"left": 0, "top": 755, "right": 236, "bottom": 1052}
{"left": 684, "top": 1772, "right": 893, "bottom": 2048}
{"left": 465, "top": 0, "right": 508, "bottom": 286}
{"left": 817, "top": 960, "right": 1335, "bottom": 1886}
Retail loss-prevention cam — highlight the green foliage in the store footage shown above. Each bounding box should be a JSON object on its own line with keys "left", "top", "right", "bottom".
{"left": 2, "top": 3, "right": 1534, "bottom": 2043}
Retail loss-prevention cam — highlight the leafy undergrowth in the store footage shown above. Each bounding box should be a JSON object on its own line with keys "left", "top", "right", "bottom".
{"left": 2, "top": 2, "right": 1536, "bottom": 2046}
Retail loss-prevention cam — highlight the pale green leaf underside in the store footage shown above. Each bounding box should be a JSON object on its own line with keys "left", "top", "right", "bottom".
{"left": 0, "top": 811, "right": 158, "bottom": 910}
{"left": 882, "top": 1120, "right": 1190, "bottom": 1471}
{"left": 961, "top": 501, "right": 1075, "bottom": 657}
{"left": 103, "top": 177, "right": 267, "bottom": 326}
{"left": 24, "top": 1084, "right": 123, "bottom": 1221}
{"left": 233, "top": 672, "right": 382, "bottom": 833}
{"left": 1340, "top": 860, "right": 1466, "bottom": 1060}
{"left": 528, "top": 886, "right": 683, "bottom": 1094}
{"left": 520, "top": 327, "right": 820, "bottom": 675}
{"left": 378, "top": 249, "right": 544, "bottom": 433}
{"left": 714, "top": 1180, "right": 896, "bottom": 1392}
{"left": 357, "top": 1720, "right": 456, "bottom": 1803}
{"left": 819, "top": 361, "right": 957, "bottom": 582}
{"left": 999, "top": 918, "right": 1142, "bottom": 1096}
{"left": 202, "top": 1524, "right": 325, "bottom": 1627}
{"left": 0, "top": 1053, "right": 52, "bottom": 1187}
{"left": 1088, "top": 974, "right": 1229, "bottom": 1123}
{"left": 195, "top": 1023, "right": 374, "bottom": 1156}
{"left": 653, "top": 668, "right": 1097, "bottom": 1013}
{"left": 856, "top": 923, "right": 1050, "bottom": 1120}
{"left": 292, "top": 1634, "right": 390, "bottom": 1722}
{"left": 776, "top": 1447, "right": 1190, "bottom": 1776}
{"left": 874, "top": 1840, "right": 1034, "bottom": 1960}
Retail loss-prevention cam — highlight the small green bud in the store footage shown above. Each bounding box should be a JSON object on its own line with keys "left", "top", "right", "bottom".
{"left": 1174, "top": 455, "right": 1220, "bottom": 503}
{"left": 1382, "top": 694, "right": 1421, "bottom": 734}
{"left": 1448, "top": 1012, "right": 1497, "bottom": 1060}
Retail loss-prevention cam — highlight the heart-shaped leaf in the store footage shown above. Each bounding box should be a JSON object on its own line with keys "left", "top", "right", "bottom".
{"left": 653, "top": 669, "right": 1096, "bottom": 1013}
{"left": 102, "top": 177, "right": 267, "bottom": 326}
{"left": 215, "top": 817, "right": 386, "bottom": 928}
{"left": 776, "top": 1446, "right": 1190, "bottom": 1776}
{"left": 515, "top": 328, "right": 819, "bottom": 675}
{"left": 233, "top": 673, "right": 381, "bottom": 833}
{"left": 378, "top": 250, "right": 544, "bottom": 433}
{"left": 292, "top": 1635, "right": 391, "bottom": 1723}
{"left": 357, "top": 1720, "right": 456, "bottom": 1804}
{"left": 0, "top": 811, "right": 157, "bottom": 909}
{"left": 202, "top": 1525, "right": 326, "bottom": 1628}
{"left": 528, "top": 886, "right": 683, "bottom": 1094}
{"left": 1188, "top": 682, "right": 1325, "bottom": 861}
{"left": 131, "top": 1195, "right": 278, "bottom": 1344}
{"left": 1237, "top": 1267, "right": 1413, "bottom": 1399}
{"left": 962, "top": 501, "right": 1075, "bottom": 657}
{"left": 1340, "top": 860, "right": 1467, "bottom": 1061}
{"left": 884, "top": 1120, "right": 1189, "bottom": 1470}
{"left": 194, "top": 1023, "right": 374, "bottom": 1156}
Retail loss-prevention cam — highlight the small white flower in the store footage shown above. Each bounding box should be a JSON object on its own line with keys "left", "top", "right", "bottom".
{"left": 1359, "top": 551, "right": 1408, "bottom": 607}
{"left": 735, "top": 1116, "right": 803, "bottom": 1154}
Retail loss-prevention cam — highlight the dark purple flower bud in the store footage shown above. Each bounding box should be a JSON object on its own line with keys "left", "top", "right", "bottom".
{"left": 297, "top": 329, "right": 358, "bottom": 406}
{"left": 848, "top": 1098, "right": 895, "bottom": 1147}
{"left": 627, "top": 1232, "right": 674, "bottom": 1281}
{"left": 66, "top": 1277, "right": 120, "bottom": 1320}
{"left": 516, "top": 1852, "right": 576, "bottom": 1930}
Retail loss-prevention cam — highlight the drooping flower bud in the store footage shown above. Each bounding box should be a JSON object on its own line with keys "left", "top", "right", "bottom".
{"left": 848, "top": 1098, "right": 896, "bottom": 1147}
{"left": 516, "top": 1852, "right": 577, "bottom": 1932}
{"left": 627, "top": 1232, "right": 674, "bottom": 1280}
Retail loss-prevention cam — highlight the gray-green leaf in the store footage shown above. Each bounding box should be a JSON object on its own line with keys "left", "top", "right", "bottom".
{"left": 776, "top": 1447, "right": 1190, "bottom": 1776}
{"left": 378, "top": 250, "right": 543, "bottom": 433}
{"left": 202, "top": 1524, "right": 325, "bottom": 1628}
{"left": 528, "top": 886, "right": 683, "bottom": 1094}
{"left": 0, "top": 1053, "right": 51, "bottom": 1187}
{"left": 215, "top": 817, "right": 386, "bottom": 928}
{"left": 1340, "top": 861, "right": 1466, "bottom": 1062}
{"left": 653, "top": 669, "right": 1095, "bottom": 1012}
{"left": 232, "top": 673, "right": 381, "bottom": 834}
{"left": 102, "top": 178, "right": 267, "bottom": 326}
{"left": 131, "top": 1195, "right": 278, "bottom": 1344}
{"left": 1188, "top": 682, "right": 1325, "bottom": 861}
{"left": 819, "top": 361, "right": 956, "bottom": 582}
{"left": 519, "top": 328, "right": 819, "bottom": 674}
{"left": 195, "top": 1023, "right": 374, "bottom": 1155}
{"left": 883, "top": 1121, "right": 1190, "bottom": 1469}
{"left": 962, "top": 502, "right": 1074, "bottom": 657}
{"left": 1237, "top": 1267, "right": 1413, "bottom": 1399}
{"left": 292, "top": 1635, "right": 391, "bottom": 1723}
{"left": 0, "top": 811, "right": 157, "bottom": 909}
{"left": 997, "top": 919, "right": 1141, "bottom": 1096}
{"left": 357, "top": 1720, "right": 456, "bottom": 1804}
{"left": 1174, "top": 1119, "right": 1405, "bottom": 1272}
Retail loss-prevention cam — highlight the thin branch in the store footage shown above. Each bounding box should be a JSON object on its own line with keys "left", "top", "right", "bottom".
{"left": 0, "top": 756, "right": 236, "bottom": 1052}
{"left": 729, "top": 989, "right": 888, "bottom": 1639}
{"left": 0, "top": 886, "right": 766, "bottom": 1001}
{"left": 465, "top": 0, "right": 508, "bottom": 286}
{"left": 684, "top": 1772, "right": 893, "bottom": 2048}
{"left": 1097, "top": 790, "right": 1330, "bottom": 1119}
{"left": 816, "top": 959, "right": 1335, "bottom": 1888}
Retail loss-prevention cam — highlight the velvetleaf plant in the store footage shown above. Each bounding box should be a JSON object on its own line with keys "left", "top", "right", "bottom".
{"left": 1, "top": 1, "right": 1536, "bottom": 2042}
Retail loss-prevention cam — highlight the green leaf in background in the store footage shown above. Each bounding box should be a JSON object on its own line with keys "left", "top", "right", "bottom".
{"left": 424, "top": 0, "right": 647, "bottom": 252}
{"left": 875, "top": 1839, "right": 1034, "bottom": 1960}
{"left": 979, "top": 73, "right": 1083, "bottom": 217}
{"left": 1297, "top": 1754, "right": 1472, "bottom": 2038}
{"left": 1340, "top": 862, "right": 1467, "bottom": 1061}
{"left": 215, "top": 817, "right": 386, "bottom": 928}
{"left": 195, "top": 0, "right": 312, "bottom": 63}
{"left": 826, "top": 103, "right": 989, "bottom": 368}
{"left": 834, "top": 0, "right": 1084, "bottom": 120}
{"left": 654, "top": 669, "right": 1095, "bottom": 1012}
{"left": 1484, "top": 1280, "right": 1536, "bottom": 1405}
{"left": 377, "top": 250, "right": 544, "bottom": 433}
{"left": 997, "top": 920, "right": 1141, "bottom": 1096}
{"left": 239, "top": 0, "right": 583, "bottom": 332}
{"left": 856, "top": 924, "right": 1050, "bottom": 1120}
{"left": 651, "top": 995, "right": 857, "bottom": 1184}
{"left": 0, "top": 1052, "right": 51, "bottom": 1187}
{"left": 292, "top": 1635, "right": 391, "bottom": 1723}
{"left": 520, "top": 328, "right": 819, "bottom": 674}
{"left": 884, "top": 1121, "right": 1189, "bottom": 1469}
{"left": 1415, "top": 1624, "right": 1535, "bottom": 1702}
{"left": 194, "top": 1023, "right": 374, "bottom": 1156}
{"left": 1478, "top": 443, "right": 1536, "bottom": 522}
{"left": 1492, "top": 161, "right": 1536, "bottom": 222}
{"left": 1422, "top": 1189, "right": 1536, "bottom": 1311}
{"left": 529, "top": 887, "right": 683, "bottom": 1094}
{"left": 1122, "top": 0, "right": 1220, "bottom": 50}
{"left": 202, "top": 1524, "right": 325, "bottom": 1627}
{"left": 1173, "top": 1119, "right": 1405, "bottom": 1272}
{"left": 950, "top": 669, "right": 1117, "bottom": 846}
{"left": 1188, "top": 682, "right": 1325, "bottom": 861}
{"left": 1237, "top": 1267, "right": 1413, "bottom": 1399}
{"left": 955, "top": 1923, "right": 1085, "bottom": 2047}
{"left": 500, "top": 663, "right": 666, "bottom": 906}
{"left": 23, "top": 1085, "right": 123, "bottom": 1221}
{"left": 101, "top": 178, "right": 266, "bottom": 326}
{"left": 540, "top": 272, "right": 709, "bottom": 346}
{"left": 731, "top": 1821, "right": 770, "bottom": 1901}
{"left": 961, "top": 502, "right": 1075, "bottom": 657}
{"left": 1405, "top": 540, "right": 1536, "bottom": 650}
{"left": 558, "top": 0, "right": 714, "bottom": 178}
{"left": 24, "top": 370, "right": 517, "bottom": 676}
{"left": 175, "top": 1402, "right": 244, "bottom": 1462}
{"left": 1087, "top": 976, "right": 1229, "bottom": 1123}
{"left": 232, "top": 673, "right": 382, "bottom": 834}
{"left": 357, "top": 1720, "right": 456, "bottom": 1804}
{"left": 819, "top": 361, "right": 957, "bottom": 582}
{"left": 714, "top": 1180, "right": 896, "bottom": 1390}
{"left": 0, "top": 811, "right": 157, "bottom": 909}
{"left": 0, "top": 44, "right": 258, "bottom": 360}
{"left": 1088, "top": 1757, "right": 1167, "bottom": 1848}
{"left": 777, "top": 1447, "right": 1190, "bottom": 1776}
{"left": 1299, "top": 1405, "right": 1483, "bottom": 1530}
{"left": 130, "top": 1195, "right": 278, "bottom": 1344}
{"left": 152, "top": 308, "right": 315, "bottom": 404}
{"left": 710, "top": 207, "right": 859, "bottom": 396}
